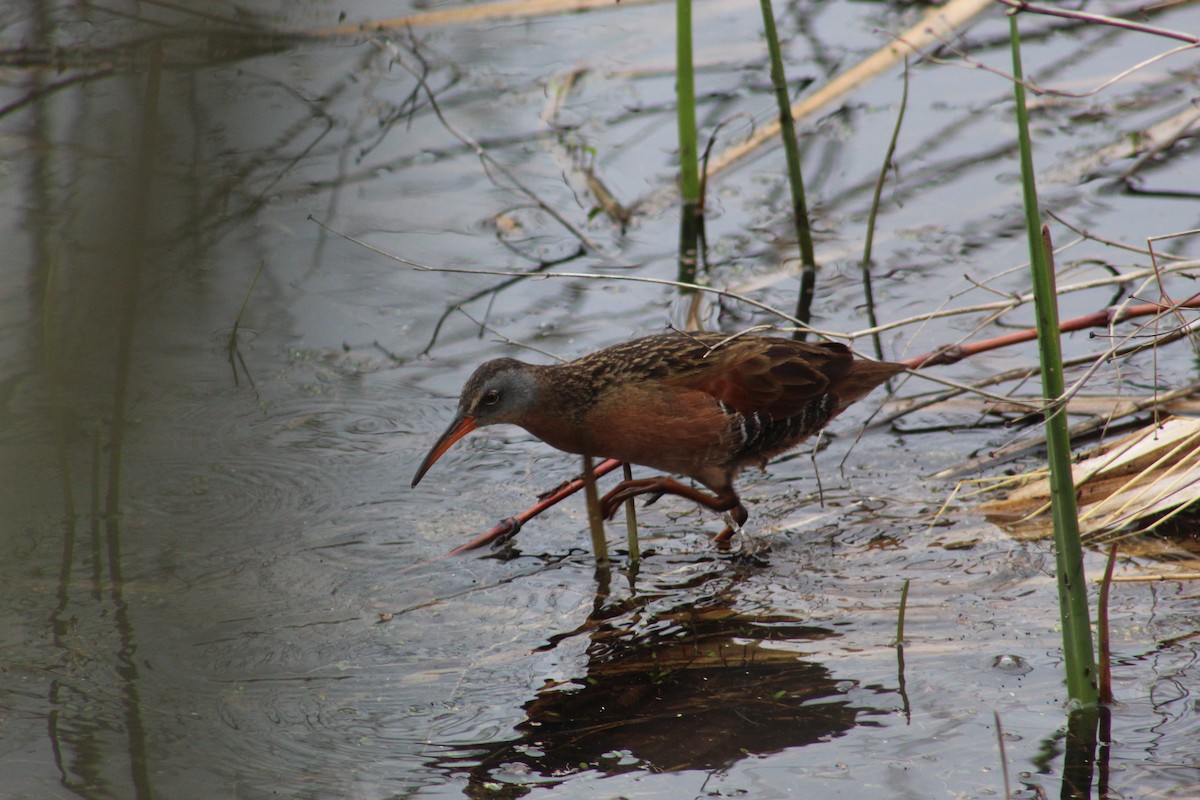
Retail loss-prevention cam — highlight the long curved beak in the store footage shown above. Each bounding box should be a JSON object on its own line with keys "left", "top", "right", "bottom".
{"left": 411, "top": 412, "right": 477, "bottom": 488}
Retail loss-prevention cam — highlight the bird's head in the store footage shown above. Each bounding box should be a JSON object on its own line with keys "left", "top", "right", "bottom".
{"left": 410, "top": 358, "right": 539, "bottom": 487}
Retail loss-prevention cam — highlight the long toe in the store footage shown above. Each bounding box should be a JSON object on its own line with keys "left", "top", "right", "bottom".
{"left": 599, "top": 490, "right": 630, "bottom": 520}
{"left": 600, "top": 478, "right": 656, "bottom": 519}
{"left": 640, "top": 489, "right": 667, "bottom": 508}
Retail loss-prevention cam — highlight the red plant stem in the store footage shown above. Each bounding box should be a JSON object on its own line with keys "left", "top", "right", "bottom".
{"left": 899, "top": 293, "right": 1200, "bottom": 370}
{"left": 1097, "top": 542, "right": 1118, "bottom": 705}
{"left": 446, "top": 458, "right": 623, "bottom": 555}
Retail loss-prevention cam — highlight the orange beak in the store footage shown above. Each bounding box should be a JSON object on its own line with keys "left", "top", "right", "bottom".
{"left": 411, "top": 413, "right": 478, "bottom": 488}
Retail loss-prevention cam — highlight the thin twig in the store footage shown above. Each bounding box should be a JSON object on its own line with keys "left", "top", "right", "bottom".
{"left": 1046, "top": 211, "right": 1193, "bottom": 260}
{"left": 310, "top": 216, "right": 820, "bottom": 332}
{"left": 308, "top": 0, "right": 658, "bottom": 35}
{"left": 918, "top": 32, "right": 1200, "bottom": 99}
{"left": 994, "top": 711, "right": 1012, "bottom": 800}
{"left": 378, "top": 39, "right": 609, "bottom": 256}
{"left": 1109, "top": 572, "right": 1200, "bottom": 583}
{"left": 849, "top": 260, "right": 1200, "bottom": 341}
{"left": 897, "top": 7, "right": 1200, "bottom": 100}
{"left": 226, "top": 260, "right": 266, "bottom": 389}
{"left": 997, "top": 0, "right": 1200, "bottom": 45}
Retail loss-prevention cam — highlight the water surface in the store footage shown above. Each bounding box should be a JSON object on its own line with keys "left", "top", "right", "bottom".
{"left": 2, "top": 1, "right": 1199, "bottom": 798}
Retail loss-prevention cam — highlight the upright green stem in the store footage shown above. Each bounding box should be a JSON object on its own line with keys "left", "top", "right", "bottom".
{"left": 676, "top": 0, "right": 699, "bottom": 209}
{"left": 862, "top": 61, "right": 909, "bottom": 364}
{"left": 676, "top": 0, "right": 701, "bottom": 291}
{"left": 1010, "top": 13, "right": 1098, "bottom": 708}
{"left": 622, "top": 462, "right": 640, "bottom": 562}
{"left": 581, "top": 454, "right": 610, "bottom": 567}
{"left": 758, "top": 0, "right": 815, "bottom": 338}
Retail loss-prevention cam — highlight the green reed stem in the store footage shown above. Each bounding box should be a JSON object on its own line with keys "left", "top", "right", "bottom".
{"left": 622, "top": 462, "right": 641, "bottom": 563}
{"left": 862, "top": 61, "right": 909, "bottom": 364}
{"left": 675, "top": 0, "right": 701, "bottom": 289}
{"left": 1010, "top": 13, "right": 1097, "bottom": 708}
{"left": 676, "top": 0, "right": 699, "bottom": 208}
{"left": 581, "top": 454, "right": 610, "bottom": 567}
{"left": 758, "top": 0, "right": 815, "bottom": 339}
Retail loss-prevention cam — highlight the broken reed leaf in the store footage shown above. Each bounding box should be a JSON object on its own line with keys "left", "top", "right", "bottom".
{"left": 980, "top": 416, "right": 1200, "bottom": 541}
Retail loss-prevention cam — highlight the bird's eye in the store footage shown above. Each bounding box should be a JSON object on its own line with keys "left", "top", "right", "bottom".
{"left": 482, "top": 389, "right": 501, "bottom": 406}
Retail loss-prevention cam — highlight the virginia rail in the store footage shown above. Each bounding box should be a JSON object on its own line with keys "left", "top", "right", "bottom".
{"left": 411, "top": 332, "right": 905, "bottom": 543}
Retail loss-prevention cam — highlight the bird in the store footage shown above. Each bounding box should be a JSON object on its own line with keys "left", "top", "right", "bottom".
{"left": 411, "top": 331, "right": 906, "bottom": 543}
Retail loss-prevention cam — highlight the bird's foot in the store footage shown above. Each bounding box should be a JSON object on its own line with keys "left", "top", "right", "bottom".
{"left": 730, "top": 540, "right": 772, "bottom": 567}
{"left": 599, "top": 477, "right": 751, "bottom": 551}
{"left": 711, "top": 504, "right": 750, "bottom": 547}
{"left": 715, "top": 517, "right": 772, "bottom": 564}
{"left": 599, "top": 477, "right": 664, "bottom": 520}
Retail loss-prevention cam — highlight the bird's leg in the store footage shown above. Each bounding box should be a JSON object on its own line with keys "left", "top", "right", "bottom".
{"left": 712, "top": 503, "right": 749, "bottom": 546}
{"left": 599, "top": 477, "right": 746, "bottom": 537}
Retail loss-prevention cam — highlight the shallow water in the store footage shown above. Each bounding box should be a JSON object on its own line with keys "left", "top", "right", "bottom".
{"left": 2, "top": 1, "right": 1199, "bottom": 798}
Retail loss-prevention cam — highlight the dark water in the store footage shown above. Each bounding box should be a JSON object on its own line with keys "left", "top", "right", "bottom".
{"left": 2, "top": 1, "right": 1199, "bottom": 798}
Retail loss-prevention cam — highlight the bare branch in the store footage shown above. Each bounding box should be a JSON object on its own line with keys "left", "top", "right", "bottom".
{"left": 996, "top": 0, "right": 1200, "bottom": 44}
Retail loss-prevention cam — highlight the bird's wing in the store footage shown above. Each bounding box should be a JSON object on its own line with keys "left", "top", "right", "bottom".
{"left": 670, "top": 338, "right": 854, "bottom": 418}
